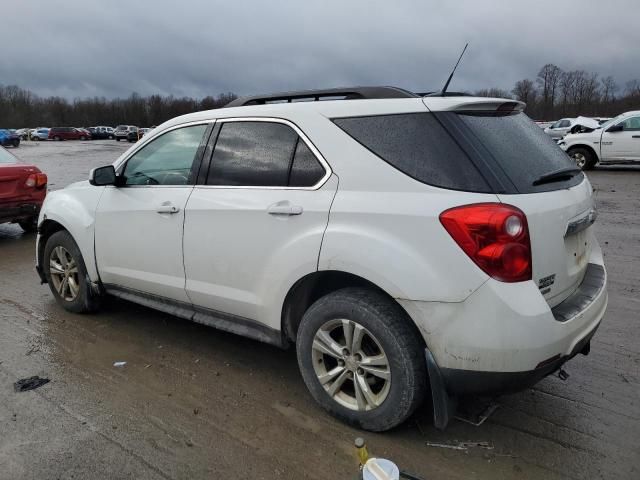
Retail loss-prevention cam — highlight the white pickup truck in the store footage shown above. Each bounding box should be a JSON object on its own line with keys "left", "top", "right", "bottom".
{"left": 560, "top": 111, "right": 640, "bottom": 169}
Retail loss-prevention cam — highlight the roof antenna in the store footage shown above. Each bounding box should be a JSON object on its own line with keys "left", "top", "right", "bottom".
{"left": 440, "top": 43, "right": 468, "bottom": 96}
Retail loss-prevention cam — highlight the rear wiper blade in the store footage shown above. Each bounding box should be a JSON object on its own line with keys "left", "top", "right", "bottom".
{"left": 532, "top": 166, "right": 581, "bottom": 186}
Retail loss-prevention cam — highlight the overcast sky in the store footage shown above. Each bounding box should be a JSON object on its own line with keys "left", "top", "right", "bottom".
{"left": 2, "top": 0, "right": 639, "bottom": 99}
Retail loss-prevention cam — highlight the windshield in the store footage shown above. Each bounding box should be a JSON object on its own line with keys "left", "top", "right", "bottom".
{"left": 0, "top": 147, "right": 18, "bottom": 164}
{"left": 599, "top": 114, "right": 626, "bottom": 130}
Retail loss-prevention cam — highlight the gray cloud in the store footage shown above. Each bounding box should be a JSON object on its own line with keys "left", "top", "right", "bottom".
{"left": 2, "top": 0, "right": 639, "bottom": 99}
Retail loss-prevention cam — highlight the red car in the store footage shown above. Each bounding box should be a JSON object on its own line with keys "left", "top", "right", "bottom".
{"left": 0, "top": 146, "right": 47, "bottom": 232}
{"left": 48, "top": 127, "right": 90, "bottom": 141}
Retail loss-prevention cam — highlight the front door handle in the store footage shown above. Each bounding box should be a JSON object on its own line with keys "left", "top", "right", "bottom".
{"left": 267, "top": 201, "right": 303, "bottom": 216}
{"left": 157, "top": 202, "right": 180, "bottom": 214}
{"left": 632, "top": 135, "right": 640, "bottom": 138}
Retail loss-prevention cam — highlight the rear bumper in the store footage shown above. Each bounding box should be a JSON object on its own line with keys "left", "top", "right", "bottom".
{"left": 439, "top": 319, "right": 599, "bottom": 395}
{"left": 399, "top": 240, "right": 607, "bottom": 391}
{"left": 0, "top": 203, "right": 40, "bottom": 223}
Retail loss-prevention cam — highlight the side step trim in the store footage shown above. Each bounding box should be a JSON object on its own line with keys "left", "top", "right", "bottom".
{"left": 104, "top": 284, "right": 285, "bottom": 348}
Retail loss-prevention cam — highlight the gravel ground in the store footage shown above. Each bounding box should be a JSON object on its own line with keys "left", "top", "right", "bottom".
{"left": 0, "top": 140, "right": 639, "bottom": 479}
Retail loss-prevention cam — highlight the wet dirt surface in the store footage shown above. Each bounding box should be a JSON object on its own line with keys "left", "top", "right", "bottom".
{"left": 1, "top": 141, "right": 639, "bottom": 479}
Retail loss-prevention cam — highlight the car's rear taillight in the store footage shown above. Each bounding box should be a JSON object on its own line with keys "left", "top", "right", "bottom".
{"left": 25, "top": 173, "right": 48, "bottom": 188}
{"left": 439, "top": 203, "right": 531, "bottom": 282}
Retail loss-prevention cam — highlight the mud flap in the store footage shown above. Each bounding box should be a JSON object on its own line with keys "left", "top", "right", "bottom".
{"left": 425, "top": 349, "right": 457, "bottom": 430}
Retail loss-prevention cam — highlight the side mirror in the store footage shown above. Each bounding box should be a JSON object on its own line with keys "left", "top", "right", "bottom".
{"left": 89, "top": 165, "right": 117, "bottom": 186}
{"left": 607, "top": 124, "right": 624, "bottom": 133}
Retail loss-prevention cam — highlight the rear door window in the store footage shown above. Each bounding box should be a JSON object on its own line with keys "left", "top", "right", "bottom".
{"left": 289, "top": 140, "right": 326, "bottom": 187}
{"left": 206, "top": 121, "right": 326, "bottom": 188}
{"left": 333, "top": 113, "right": 491, "bottom": 192}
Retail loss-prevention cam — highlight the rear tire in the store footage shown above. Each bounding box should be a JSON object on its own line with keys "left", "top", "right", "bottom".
{"left": 568, "top": 147, "right": 596, "bottom": 170}
{"left": 296, "top": 287, "right": 427, "bottom": 431}
{"left": 43, "top": 230, "right": 101, "bottom": 313}
{"left": 115, "top": 137, "right": 120, "bottom": 141}
{"left": 12, "top": 139, "right": 19, "bottom": 147}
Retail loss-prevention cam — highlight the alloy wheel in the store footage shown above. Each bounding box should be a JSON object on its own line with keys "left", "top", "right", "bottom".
{"left": 49, "top": 246, "right": 80, "bottom": 302}
{"left": 311, "top": 319, "right": 391, "bottom": 411}
{"left": 572, "top": 152, "right": 586, "bottom": 169}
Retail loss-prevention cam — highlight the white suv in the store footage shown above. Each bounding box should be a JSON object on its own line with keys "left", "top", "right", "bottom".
{"left": 35, "top": 87, "right": 607, "bottom": 431}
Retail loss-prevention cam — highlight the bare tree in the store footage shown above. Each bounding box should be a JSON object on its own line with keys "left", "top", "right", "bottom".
{"left": 512, "top": 79, "right": 537, "bottom": 106}
{"left": 536, "top": 64, "right": 563, "bottom": 116}
{"left": 625, "top": 79, "right": 640, "bottom": 97}
{"left": 601, "top": 76, "right": 618, "bottom": 103}
{"left": 474, "top": 88, "right": 512, "bottom": 98}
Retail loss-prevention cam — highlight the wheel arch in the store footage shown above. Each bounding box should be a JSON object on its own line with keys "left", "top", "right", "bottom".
{"left": 280, "top": 270, "right": 425, "bottom": 348}
{"left": 37, "top": 219, "right": 68, "bottom": 281}
{"left": 567, "top": 143, "right": 599, "bottom": 164}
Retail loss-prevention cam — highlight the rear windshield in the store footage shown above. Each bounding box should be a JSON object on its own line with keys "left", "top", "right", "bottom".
{"left": 0, "top": 147, "right": 17, "bottom": 164}
{"left": 333, "top": 112, "right": 583, "bottom": 194}
{"left": 453, "top": 112, "right": 584, "bottom": 193}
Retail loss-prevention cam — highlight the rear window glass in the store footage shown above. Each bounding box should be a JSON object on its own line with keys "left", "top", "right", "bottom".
{"left": 333, "top": 113, "right": 491, "bottom": 192}
{"left": 454, "top": 112, "right": 583, "bottom": 193}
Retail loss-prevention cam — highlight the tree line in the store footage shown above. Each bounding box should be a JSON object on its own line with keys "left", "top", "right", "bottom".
{"left": 2, "top": 63, "right": 640, "bottom": 127}
{"left": 0, "top": 87, "right": 237, "bottom": 128}
{"left": 476, "top": 64, "right": 640, "bottom": 120}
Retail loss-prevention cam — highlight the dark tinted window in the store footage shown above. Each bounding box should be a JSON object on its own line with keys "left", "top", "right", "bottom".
{"left": 289, "top": 140, "right": 325, "bottom": 187}
{"left": 454, "top": 112, "right": 583, "bottom": 193}
{"left": 334, "top": 113, "right": 491, "bottom": 192}
{"left": 207, "top": 122, "right": 298, "bottom": 186}
{"left": 123, "top": 124, "right": 206, "bottom": 186}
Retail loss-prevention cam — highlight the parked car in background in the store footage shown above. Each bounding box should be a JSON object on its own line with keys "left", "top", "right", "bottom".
{"left": 15, "top": 128, "right": 30, "bottom": 140}
{"left": 89, "top": 126, "right": 115, "bottom": 139}
{"left": 36, "top": 87, "right": 607, "bottom": 431}
{"left": 544, "top": 117, "right": 601, "bottom": 140}
{"left": 114, "top": 125, "right": 137, "bottom": 141}
{"left": 535, "top": 120, "right": 554, "bottom": 129}
{"left": 0, "top": 145, "right": 47, "bottom": 232}
{"left": 0, "top": 129, "right": 21, "bottom": 147}
{"left": 126, "top": 127, "right": 141, "bottom": 142}
{"left": 48, "top": 127, "right": 90, "bottom": 141}
{"left": 560, "top": 110, "right": 640, "bottom": 169}
{"left": 30, "top": 128, "right": 50, "bottom": 140}
{"left": 76, "top": 128, "right": 93, "bottom": 139}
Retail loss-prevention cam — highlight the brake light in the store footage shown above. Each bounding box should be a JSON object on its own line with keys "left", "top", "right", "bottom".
{"left": 439, "top": 203, "right": 531, "bottom": 282}
{"left": 25, "top": 173, "right": 48, "bottom": 188}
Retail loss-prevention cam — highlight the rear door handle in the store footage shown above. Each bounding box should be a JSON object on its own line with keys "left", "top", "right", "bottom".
{"left": 267, "top": 201, "right": 303, "bottom": 216}
{"left": 157, "top": 203, "right": 180, "bottom": 214}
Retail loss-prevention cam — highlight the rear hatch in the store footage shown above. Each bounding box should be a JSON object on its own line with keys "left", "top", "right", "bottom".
{"left": 423, "top": 98, "right": 593, "bottom": 307}
{"left": 0, "top": 150, "right": 39, "bottom": 205}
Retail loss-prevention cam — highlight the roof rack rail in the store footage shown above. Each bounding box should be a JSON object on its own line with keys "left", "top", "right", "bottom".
{"left": 224, "top": 86, "right": 418, "bottom": 107}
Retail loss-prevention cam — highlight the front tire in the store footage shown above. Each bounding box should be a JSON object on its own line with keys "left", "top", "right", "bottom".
{"left": 44, "top": 230, "right": 101, "bottom": 313}
{"left": 296, "top": 288, "right": 427, "bottom": 431}
{"left": 568, "top": 147, "right": 596, "bottom": 170}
